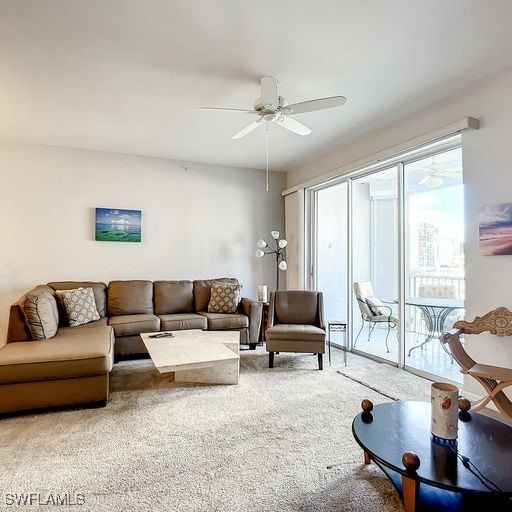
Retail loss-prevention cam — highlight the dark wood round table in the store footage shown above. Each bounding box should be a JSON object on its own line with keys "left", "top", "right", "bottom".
{"left": 352, "top": 401, "right": 512, "bottom": 512}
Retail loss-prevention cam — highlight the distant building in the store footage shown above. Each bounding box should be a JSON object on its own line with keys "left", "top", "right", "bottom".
{"left": 418, "top": 223, "right": 438, "bottom": 270}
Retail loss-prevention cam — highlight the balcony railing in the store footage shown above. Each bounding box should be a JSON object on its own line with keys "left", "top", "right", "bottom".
{"left": 409, "top": 273, "right": 465, "bottom": 300}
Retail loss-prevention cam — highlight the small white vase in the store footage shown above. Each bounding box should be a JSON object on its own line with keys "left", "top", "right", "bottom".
{"left": 431, "top": 382, "right": 459, "bottom": 441}
{"left": 257, "top": 285, "right": 268, "bottom": 303}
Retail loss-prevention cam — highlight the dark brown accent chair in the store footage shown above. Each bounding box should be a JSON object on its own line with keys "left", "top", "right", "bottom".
{"left": 265, "top": 291, "right": 326, "bottom": 370}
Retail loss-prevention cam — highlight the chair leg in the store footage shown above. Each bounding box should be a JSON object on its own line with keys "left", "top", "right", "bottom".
{"left": 368, "top": 322, "right": 375, "bottom": 341}
{"left": 354, "top": 322, "right": 364, "bottom": 348}
{"left": 385, "top": 321, "right": 391, "bottom": 353}
{"left": 269, "top": 351, "right": 274, "bottom": 368}
{"left": 318, "top": 353, "right": 323, "bottom": 370}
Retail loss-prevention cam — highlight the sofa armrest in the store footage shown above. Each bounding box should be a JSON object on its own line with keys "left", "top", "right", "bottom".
{"left": 7, "top": 304, "right": 32, "bottom": 343}
{"left": 241, "top": 298, "right": 263, "bottom": 344}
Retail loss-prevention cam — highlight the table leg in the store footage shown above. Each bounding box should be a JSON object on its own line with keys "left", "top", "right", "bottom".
{"left": 364, "top": 451, "right": 371, "bottom": 464}
{"left": 328, "top": 332, "right": 331, "bottom": 366}
{"left": 401, "top": 475, "right": 419, "bottom": 512}
{"left": 437, "top": 307, "right": 458, "bottom": 362}
{"left": 408, "top": 305, "right": 435, "bottom": 356}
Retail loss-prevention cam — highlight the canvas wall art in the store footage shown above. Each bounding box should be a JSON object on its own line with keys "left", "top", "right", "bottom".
{"left": 479, "top": 203, "right": 512, "bottom": 255}
{"left": 95, "top": 208, "right": 142, "bottom": 242}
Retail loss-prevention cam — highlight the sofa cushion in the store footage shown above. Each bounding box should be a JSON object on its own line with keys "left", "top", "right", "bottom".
{"left": 208, "top": 282, "right": 242, "bottom": 314}
{"left": 21, "top": 285, "right": 59, "bottom": 341}
{"left": 0, "top": 318, "right": 113, "bottom": 384}
{"left": 198, "top": 312, "right": 248, "bottom": 330}
{"left": 55, "top": 287, "right": 100, "bottom": 327}
{"left": 108, "top": 280, "right": 153, "bottom": 316}
{"left": 108, "top": 314, "right": 160, "bottom": 337}
{"left": 48, "top": 281, "right": 107, "bottom": 319}
{"left": 154, "top": 280, "right": 194, "bottom": 315}
{"left": 159, "top": 313, "right": 207, "bottom": 331}
{"left": 193, "top": 278, "right": 239, "bottom": 312}
{"left": 265, "top": 324, "right": 325, "bottom": 342}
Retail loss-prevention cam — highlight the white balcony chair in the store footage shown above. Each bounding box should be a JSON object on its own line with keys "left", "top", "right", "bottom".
{"left": 353, "top": 281, "right": 397, "bottom": 353}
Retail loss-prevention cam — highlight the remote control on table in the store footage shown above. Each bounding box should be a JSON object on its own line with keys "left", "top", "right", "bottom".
{"left": 148, "top": 332, "right": 175, "bottom": 338}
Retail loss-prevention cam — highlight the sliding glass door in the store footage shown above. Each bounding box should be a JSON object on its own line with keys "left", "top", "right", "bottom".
{"left": 403, "top": 148, "right": 464, "bottom": 382}
{"left": 313, "top": 182, "right": 348, "bottom": 348}
{"left": 352, "top": 168, "right": 398, "bottom": 362}
{"left": 308, "top": 138, "right": 464, "bottom": 382}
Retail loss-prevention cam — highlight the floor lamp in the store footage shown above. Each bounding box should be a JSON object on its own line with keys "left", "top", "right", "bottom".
{"left": 255, "top": 231, "right": 287, "bottom": 290}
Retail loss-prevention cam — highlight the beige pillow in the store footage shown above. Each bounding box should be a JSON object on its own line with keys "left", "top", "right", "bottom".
{"left": 55, "top": 287, "right": 100, "bottom": 327}
{"left": 208, "top": 282, "right": 242, "bottom": 314}
{"left": 22, "top": 285, "right": 59, "bottom": 340}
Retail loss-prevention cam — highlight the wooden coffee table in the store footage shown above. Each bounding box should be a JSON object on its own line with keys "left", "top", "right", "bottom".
{"left": 140, "top": 330, "right": 240, "bottom": 385}
{"left": 352, "top": 401, "right": 512, "bottom": 511}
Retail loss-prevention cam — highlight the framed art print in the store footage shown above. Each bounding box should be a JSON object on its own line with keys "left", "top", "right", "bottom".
{"left": 479, "top": 203, "right": 512, "bottom": 255}
{"left": 95, "top": 208, "right": 142, "bottom": 242}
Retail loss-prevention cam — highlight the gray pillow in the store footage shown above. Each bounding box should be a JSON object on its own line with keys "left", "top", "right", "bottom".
{"left": 22, "top": 285, "right": 59, "bottom": 340}
{"left": 365, "top": 296, "right": 389, "bottom": 316}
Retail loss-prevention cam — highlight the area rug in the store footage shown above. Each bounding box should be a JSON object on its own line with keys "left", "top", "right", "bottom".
{"left": 0, "top": 348, "right": 431, "bottom": 511}
{"left": 336, "top": 353, "right": 431, "bottom": 402}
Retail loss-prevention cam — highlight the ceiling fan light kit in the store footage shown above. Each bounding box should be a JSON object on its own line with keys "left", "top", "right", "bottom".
{"left": 200, "top": 76, "right": 347, "bottom": 190}
{"left": 417, "top": 155, "right": 462, "bottom": 188}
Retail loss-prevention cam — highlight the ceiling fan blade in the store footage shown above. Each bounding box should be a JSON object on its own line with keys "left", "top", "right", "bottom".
{"left": 232, "top": 119, "right": 263, "bottom": 140}
{"left": 198, "top": 107, "right": 258, "bottom": 114}
{"left": 260, "top": 76, "right": 279, "bottom": 107}
{"left": 283, "top": 95, "right": 347, "bottom": 115}
{"left": 439, "top": 169, "right": 462, "bottom": 178}
{"left": 276, "top": 116, "right": 311, "bottom": 136}
{"left": 419, "top": 174, "right": 444, "bottom": 188}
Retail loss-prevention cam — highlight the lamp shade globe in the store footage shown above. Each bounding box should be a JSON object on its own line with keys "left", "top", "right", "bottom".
{"left": 257, "top": 239, "right": 268, "bottom": 248}
{"left": 271, "top": 230, "right": 280, "bottom": 240}
{"left": 278, "top": 260, "right": 287, "bottom": 271}
{"left": 255, "top": 249, "right": 265, "bottom": 258}
{"left": 425, "top": 174, "right": 443, "bottom": 188}
{"left": 278, "top": 239, "right": 288, "bottom": 249}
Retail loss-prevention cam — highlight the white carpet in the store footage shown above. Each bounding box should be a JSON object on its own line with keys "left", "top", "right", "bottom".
{"left": 0, "top": 348, "right": 432, "bottom": 512}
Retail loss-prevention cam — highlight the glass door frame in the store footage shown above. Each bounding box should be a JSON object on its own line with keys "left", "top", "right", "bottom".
{"left": 306, "top": 135, "right": 463, "bottom": 381}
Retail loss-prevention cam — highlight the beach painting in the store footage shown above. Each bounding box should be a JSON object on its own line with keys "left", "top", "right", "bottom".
{"left": 479, "top": 203, "right": 512, "bottom": 255}
{"left": 95, "top": 208, "right": 142, "bottom": 242}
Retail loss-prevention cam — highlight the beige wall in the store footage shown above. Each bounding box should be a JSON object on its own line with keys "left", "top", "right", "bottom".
{"left": 286, "top": 66, "right": 512, "bottom": 397}
{"left": 0, "top": 141, "right": 285, "bottom": 342}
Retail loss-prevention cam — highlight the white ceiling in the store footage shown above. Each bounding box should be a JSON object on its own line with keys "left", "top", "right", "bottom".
{"left": 1, "top": 0, "right": 512, "bottom": 172}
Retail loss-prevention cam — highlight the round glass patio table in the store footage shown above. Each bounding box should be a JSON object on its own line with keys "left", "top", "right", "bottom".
{"left": 406, "top": 297, "right": 464, "bottom": 357}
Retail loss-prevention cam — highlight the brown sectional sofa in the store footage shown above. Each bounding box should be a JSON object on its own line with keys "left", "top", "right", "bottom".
{"left": 0, "top": 278, "right": 262, "bottom": 415}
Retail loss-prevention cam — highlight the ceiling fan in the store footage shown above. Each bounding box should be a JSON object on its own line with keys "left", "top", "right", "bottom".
{"left": 418, "top": 157, "right": 462, "bottom": 188}
{"left": 199, "top": 76, "right": 347, "bottom": 140}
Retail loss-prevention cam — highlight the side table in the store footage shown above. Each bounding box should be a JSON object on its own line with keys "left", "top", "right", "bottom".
{"left": 327, "top": 320, "right": 347, "bottom": 366}
{"left": 258, "top": 302, "right": 269, "bottom": 344}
